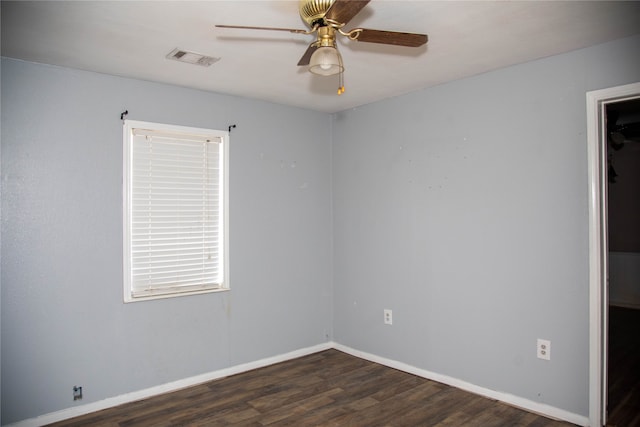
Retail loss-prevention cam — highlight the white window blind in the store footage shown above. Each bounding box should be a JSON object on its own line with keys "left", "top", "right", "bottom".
{"left": 123, "top": 120, "right": 228, "bottom": 302}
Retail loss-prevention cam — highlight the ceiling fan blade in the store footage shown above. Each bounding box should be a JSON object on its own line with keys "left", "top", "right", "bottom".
{"left": 352, "top": 28, "right": 428, "bottom": 47}
{"left": 325, "top": 0, "right": 370, "bottom": 26}
{"left": 216, "top": 25, "right": 309, "bottom": 34}
{"left": 298, "top": 44, "right": 319, "bottom": 66}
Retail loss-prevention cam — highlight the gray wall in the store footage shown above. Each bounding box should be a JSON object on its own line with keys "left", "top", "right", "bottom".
{"left": 332, "top": 34, "right": 640, "bottom": 417}
{"left": 2, "top": 33, "right": 640, "bottom": 424}
{"left": 0, "top": 58, "right": 333, "bottom": 424}
{"left": 608, "top": 125, "right": 640, "bottom": 308}
{"left": 608, "top": 140, "right": 640, "bottom": 253}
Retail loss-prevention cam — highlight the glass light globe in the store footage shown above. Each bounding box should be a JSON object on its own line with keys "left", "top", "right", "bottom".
{"left": 309, "top": 46, "right": 343, "bottom": 76}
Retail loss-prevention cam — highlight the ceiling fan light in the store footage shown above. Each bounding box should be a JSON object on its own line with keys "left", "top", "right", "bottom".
{"left": 309, "top": 46, "right": 343, "bottom": 76}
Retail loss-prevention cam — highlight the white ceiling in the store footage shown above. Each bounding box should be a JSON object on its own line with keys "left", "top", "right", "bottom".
{"left": 2, "top": 1, "right": 639, "bottom": 113}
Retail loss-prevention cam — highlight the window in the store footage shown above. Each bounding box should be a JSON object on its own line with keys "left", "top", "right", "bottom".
{"left": 123, "top": 120, "right": 229, "bottom": 302}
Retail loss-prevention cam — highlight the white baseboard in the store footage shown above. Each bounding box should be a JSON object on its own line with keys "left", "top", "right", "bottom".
{"left": 7, "top": 342, "right": 333, "bottom": 427}
{"left": 609, "top": 300, "right": 640, "bottom": 310}
{"left": 8, "top": 341, "right": 589, "bottom": 427}
{"left": 332, "top": 343, "right": 590, "bottom": 427}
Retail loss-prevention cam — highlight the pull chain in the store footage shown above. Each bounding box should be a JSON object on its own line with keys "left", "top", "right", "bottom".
{"left": 337, "top": 52, "right": 345, "bottom": 95}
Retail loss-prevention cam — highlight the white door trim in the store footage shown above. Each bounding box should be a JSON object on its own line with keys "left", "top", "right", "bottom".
{"left": 587, "top": 82, "right": 640, "bottom": 427}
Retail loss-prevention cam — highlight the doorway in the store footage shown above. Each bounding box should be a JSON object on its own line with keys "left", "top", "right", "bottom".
{"left": 587, "top": 82, "right": 640, "bottom": 427}
{"left": 605, "top": 98, "right": 640, "bottom": 426}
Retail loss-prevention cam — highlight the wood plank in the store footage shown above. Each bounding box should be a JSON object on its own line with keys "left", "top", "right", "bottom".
{"left": 47, "top": 349, "right": 576, "bottom": 427}
{"left": 607, "top": 306, "right": 640, "bottom": 427}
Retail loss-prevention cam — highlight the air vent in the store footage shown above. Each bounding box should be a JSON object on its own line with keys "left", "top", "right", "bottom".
{"left": 166, "top": 48, "right": 220, "bottom": 67}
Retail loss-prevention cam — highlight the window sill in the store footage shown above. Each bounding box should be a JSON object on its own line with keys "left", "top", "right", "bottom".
{"left": 124, "top": 286, "right": 230, "bottom": 303}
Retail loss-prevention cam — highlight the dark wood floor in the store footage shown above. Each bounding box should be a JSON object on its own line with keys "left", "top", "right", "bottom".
{"left": 49, "top": 349, "right": 575, "bottom": 427}
{"left": 607, "top": 305, "right": 640, "bottom": 427}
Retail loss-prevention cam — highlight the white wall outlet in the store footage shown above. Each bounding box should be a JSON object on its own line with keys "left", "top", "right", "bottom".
{"left": 384, "top": 309, "right": 393, "bottom": 325}
{"left": 537, "top": 339, "right": 551, "bottom": 360}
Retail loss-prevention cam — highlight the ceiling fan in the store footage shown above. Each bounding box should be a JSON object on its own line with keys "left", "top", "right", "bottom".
{"left": 216, "top": 0, "right": 428, "bottom": 95}
{"left": 606, "top": 103, "right": 640, "bottom": 183}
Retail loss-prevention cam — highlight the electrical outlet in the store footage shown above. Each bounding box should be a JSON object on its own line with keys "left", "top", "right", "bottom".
{"left": 73, "top": 386, "right": 83, "bottom": 401}
{"left": 384, "top": 309, "right": 393, "bottom": 325}
{"left": 537, "top": 339, "right": 551, "bottom": 360}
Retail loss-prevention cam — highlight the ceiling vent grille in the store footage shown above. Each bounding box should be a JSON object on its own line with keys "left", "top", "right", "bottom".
{"left": 166, "top": 48, "right": 220, "bottom": 67}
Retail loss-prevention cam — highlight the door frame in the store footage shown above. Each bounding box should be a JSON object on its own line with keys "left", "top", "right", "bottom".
{"left": 587, "top": 82, "right": 640, "bottom": 427}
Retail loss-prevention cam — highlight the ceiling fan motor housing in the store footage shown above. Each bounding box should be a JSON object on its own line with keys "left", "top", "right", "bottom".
{"left": 299, "top": 0, "right": 335, "bottom": 27}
